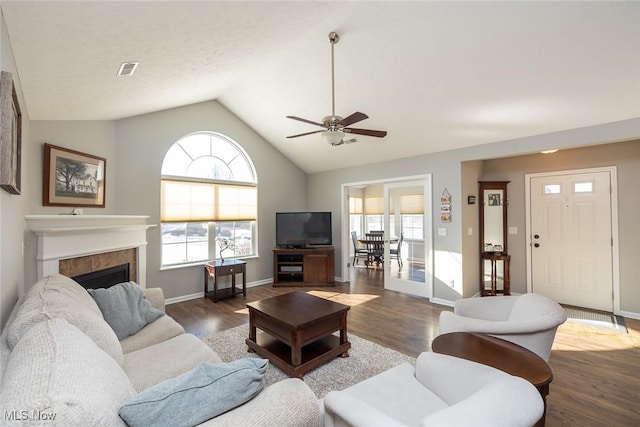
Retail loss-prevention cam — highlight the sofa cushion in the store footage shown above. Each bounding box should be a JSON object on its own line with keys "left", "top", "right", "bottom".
{"left": 119, "top": 358, "right": 268, "bottom": 427}
{"left": 200, "top": 378, "right": 321, "bottom": 427}
{"left": 88, "top": 281, "right": 165, "bottom": 340}
{"left": 124, "top": 332, "right": 223, "bottom": 392}
{"left": 337, "top": 362, "right": 448, "bottom": 425}
{"left": 0, "top": 318, "right": 136, "bottom": 426}
{"left": 120, "top": 314, "right": 185, "bottom": 354}
{"left": 6, "top": 274, "right": 124, "bottom": 365}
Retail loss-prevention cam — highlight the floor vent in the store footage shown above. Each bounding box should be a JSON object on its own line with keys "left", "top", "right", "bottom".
{"left": 564, "top": 306, "right": 627, "bottom": 333}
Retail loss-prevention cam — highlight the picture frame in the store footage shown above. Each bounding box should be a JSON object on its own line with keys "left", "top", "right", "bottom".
{"left": 488, "top": 193, "right": 501, "bottom": 206}
{"left": 0, "top": 71, "right": 22, "bottom": 195}
{"left": 43, "top": 143, "right": 106, "bottom": 207}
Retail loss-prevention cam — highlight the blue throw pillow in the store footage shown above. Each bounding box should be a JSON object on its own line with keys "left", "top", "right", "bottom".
{"left": 119, "top": 358, "right": 268, "bottom": 427}
{"left": 87, "top": 281, "right": 164, "bottom": 340}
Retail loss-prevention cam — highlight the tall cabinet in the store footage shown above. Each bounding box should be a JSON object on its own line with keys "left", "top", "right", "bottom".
{"left": 478, "top": 181, "right": 511, "bottom": 296}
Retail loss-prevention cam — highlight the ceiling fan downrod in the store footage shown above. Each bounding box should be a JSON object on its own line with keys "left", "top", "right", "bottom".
{"left": 328, "top": 31, "right": 340, "bottom": 120}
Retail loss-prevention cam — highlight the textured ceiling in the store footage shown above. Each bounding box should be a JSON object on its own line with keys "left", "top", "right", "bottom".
{"left": 2, "top": 1, "right": 639, "bottom": 173}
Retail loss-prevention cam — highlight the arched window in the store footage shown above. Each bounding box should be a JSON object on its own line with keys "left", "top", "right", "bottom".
{"left": 160, "top": 132, "right": 257, "bottom": 267}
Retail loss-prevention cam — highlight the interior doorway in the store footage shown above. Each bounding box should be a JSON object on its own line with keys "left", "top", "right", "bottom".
{"left": 525, "top": 167, "right": 619, "bottom": 312}
{"left": 342, "top": 175, "right": 432, "bottom": 299}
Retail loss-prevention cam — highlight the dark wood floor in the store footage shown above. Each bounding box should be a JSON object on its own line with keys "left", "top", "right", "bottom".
{"left": 167, "top": 268, "right": 640, "bottom": 427}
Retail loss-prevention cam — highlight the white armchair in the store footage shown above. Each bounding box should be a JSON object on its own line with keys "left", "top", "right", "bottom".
{"left": 322, "top": 352, "right": 544, "bottom": 427}
{"left": 438, "top": 293, "right": 567, "bottom": 361}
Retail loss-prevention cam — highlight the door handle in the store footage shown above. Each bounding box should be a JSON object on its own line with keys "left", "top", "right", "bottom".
{"left": 534, "top": 234, "right": 540, "bottom": 239}
{"left": 534, "top": 243, "right": 540, "bottom": 248}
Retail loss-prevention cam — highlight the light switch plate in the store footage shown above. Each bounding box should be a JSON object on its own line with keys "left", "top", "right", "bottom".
{"left": 438, "top": 228, "right": 447, "bottom": 236}
{"left": 509, "top": 227, "right": 518, "bottom": 234}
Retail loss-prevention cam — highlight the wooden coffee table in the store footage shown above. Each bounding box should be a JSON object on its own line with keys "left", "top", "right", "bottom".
{"left": 245, "top": 291, "right": 351, "bottom": 378}
{"left": 432, "top": 332, "right": 553, "bottom": 426}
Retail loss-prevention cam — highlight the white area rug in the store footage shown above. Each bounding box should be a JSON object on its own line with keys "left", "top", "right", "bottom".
{"left": 203, "top": 325, "right": 415, "bottom": 398}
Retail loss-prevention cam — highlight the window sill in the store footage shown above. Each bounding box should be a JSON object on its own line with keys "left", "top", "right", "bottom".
{"left": 160, "top": 254, "right": 259, "bottom": 271}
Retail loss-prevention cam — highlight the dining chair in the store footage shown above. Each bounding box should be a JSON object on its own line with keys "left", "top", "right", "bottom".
{"left": 389, "top": 232, "right": 404, "bottom": 267}
{"left": 351, "top": 231, "right": 368, "bottom": 265}
{"left": 365, "top": 232, "right": 384, "bottom": 268}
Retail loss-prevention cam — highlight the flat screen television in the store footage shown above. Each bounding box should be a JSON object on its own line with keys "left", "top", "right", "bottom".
{"left": 276, "top": 212, "right": 332, "bottom": 248}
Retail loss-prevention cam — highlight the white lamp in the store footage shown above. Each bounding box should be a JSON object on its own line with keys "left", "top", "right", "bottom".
{"left": 322, "top": 130, "right": 345, "bottom": 145}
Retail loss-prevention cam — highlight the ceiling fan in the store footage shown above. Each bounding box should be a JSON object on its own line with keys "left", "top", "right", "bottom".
{"left": 286, "top": 32, "right": 387, "bottom": 146}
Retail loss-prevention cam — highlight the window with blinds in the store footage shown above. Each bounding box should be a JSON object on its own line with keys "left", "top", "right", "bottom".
{"left": 349, "top": 194, "right": 424, "bottom": 238}
{"left": 160, "top": 132, "right": 257, "bottom": 267}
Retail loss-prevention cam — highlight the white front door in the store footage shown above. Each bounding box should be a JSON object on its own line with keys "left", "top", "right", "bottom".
{"left": 528, "top": 170, "right": 614, "bottom": 311}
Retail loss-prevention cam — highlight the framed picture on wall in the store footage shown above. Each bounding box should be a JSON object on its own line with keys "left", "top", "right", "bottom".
{"left": 43, "top": 143, "right": 106, "bottom": 207}
{"left": 0, "top": 71, "right": 22, "bottom": 195}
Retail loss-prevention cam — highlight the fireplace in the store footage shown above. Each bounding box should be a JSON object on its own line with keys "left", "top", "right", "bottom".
{"left": 25, "top": 215, "right": 154, "bottom": 288}
{"left": 72, "top": 263, "right": 130, "bottom": 290}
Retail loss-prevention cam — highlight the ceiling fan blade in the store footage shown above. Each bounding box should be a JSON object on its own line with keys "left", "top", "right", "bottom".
{"left": 343, "top": 127, "right": 388, "bottom": 138}
{"left": 286, "top": 129, "right": 325, "bottom": 139}
{"left": 338, "top": 112, "right": 368, "bottom": 127}
{"left": 286, "top": 116, "right": 325, "bottom": 127}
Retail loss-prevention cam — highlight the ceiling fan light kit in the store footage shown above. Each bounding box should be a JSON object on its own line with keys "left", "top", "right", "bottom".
{"left": 323, "top": 130, "right": 345, "bottom": 146}
{"left": 286, "top": 31, "right": 387, "bottom": 146}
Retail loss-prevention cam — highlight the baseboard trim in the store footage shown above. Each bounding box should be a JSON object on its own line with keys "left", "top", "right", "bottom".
{"left": 618, "top": 310, "right": 640, "bottom": 320}
{"left": 165, "top": 279, "right": 272, "bottom": 305}
{"left": 429, "top": 298, "right": 454, "bottom": 308}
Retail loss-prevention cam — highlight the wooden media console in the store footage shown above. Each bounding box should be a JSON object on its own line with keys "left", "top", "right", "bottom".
{"left": 273, "top": 247, "right": 334, "bottom": 286}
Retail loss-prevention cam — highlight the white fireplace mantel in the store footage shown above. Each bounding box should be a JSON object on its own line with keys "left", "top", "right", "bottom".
{"left": 25, "top": 215, "right": 156, "bottom": 287}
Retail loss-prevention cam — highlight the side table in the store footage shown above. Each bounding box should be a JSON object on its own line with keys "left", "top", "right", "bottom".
{"left": 203, "top": 259, "right": 247, "bottom": 303}
{"left": 480, "top": 252, "right": 511, "bottom": 296}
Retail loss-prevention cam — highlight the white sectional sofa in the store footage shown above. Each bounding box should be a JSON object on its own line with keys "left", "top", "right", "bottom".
{"left": 0, "top": 274, "right": 320, "bottom": 426}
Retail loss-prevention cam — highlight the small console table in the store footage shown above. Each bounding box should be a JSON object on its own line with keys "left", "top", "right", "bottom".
{"left": 204, "top": 259, "right": 247, "bottom": 303}
{"left": 480, "top": 252, "right": 511, "bottom": 296}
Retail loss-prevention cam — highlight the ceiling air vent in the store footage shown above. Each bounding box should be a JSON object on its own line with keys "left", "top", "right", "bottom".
{"left": 117, "top": 62, "right": 139, "bottom": 76}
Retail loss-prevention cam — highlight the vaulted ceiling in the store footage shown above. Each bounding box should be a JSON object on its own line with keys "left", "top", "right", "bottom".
{"left": 2, "top": 1, "right": 639, "bottom": 173}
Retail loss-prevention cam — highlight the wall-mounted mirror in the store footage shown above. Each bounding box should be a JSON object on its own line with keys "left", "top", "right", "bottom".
{"left": 479, "top": 181, "right": 509, "bottom": 254}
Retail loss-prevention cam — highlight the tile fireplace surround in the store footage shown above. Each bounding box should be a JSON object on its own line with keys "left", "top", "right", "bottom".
{"left": 25, "top": 215, "right": 155, "bottom": 287}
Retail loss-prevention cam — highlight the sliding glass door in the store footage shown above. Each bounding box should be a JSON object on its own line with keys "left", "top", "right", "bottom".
{"left": 383, "top": 178, "right": 432, "bottom": 298}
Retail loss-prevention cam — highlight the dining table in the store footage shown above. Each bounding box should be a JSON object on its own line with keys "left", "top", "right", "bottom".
{"left": 357, "top": 237, "right": 399, "bottom": 267}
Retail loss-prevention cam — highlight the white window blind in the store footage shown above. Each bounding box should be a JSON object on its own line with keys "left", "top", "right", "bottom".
{"left": 364, "top": 197, "right": 384, "bottom": 215}
{"left": 161, "top": 179, "right": 257, "bottom": 222}
{"left": 400, "top": 194, "right": 424, "bottom": 214}
{"left": 349, "top": 197, "right": 363, "bottom": 214}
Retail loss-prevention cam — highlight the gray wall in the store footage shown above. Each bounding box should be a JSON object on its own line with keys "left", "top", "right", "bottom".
{"left": 308, "top": 149, "right": 466, "bottom": 301}
{"left": 24, "top": 101, "right": 307, "bottom": 301}
{"left": 0, "top": 11, "right": 30, "bottom": 329}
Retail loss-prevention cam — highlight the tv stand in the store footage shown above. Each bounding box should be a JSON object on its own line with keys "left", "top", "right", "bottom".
{"left": 273, "top": 247, "right": 334, "bottom": 286}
